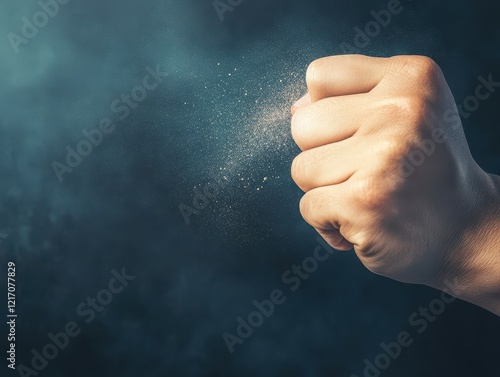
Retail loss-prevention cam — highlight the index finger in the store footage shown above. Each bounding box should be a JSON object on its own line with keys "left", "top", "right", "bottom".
{"left": 305, "top": 54, "right": 394, "bottom": 102}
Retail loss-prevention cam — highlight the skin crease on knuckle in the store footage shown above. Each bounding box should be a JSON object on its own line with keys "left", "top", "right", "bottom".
{"left": 299, "top": 188, "right": 343, "bottom": 231}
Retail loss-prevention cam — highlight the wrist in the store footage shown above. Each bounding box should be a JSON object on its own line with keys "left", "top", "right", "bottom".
{"left": 431, "top": 170, "right": 500, "bottom": 315}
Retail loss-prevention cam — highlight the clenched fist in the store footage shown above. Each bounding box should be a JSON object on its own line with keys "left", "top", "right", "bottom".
{"left": 290, "top": 55, "right": 500, "bottom": 315}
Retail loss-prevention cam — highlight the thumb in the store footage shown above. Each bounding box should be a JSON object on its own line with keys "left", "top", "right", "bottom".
{"left": 291, "top": 92, "right": 311, "bottom": 115}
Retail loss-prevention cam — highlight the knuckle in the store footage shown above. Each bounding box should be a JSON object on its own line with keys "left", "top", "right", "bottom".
{"left": 376, "top": 137, "right": 407, "bottom": 161}
{"left": 373, "top": 102, "right": 403, "bottom": 120}
{"left": 399, "top": 95, "right": 429, "bottom": 125}
{"left": 411, "top": 56, "right": 440, "bottom": 77}
{"left": 350, "top": 231, "right": 381, "bottom": 263}
{"left": 306, "top": 58, "right": 324, "bottom": 87}
{"left": 393, "top": 55, "right": 442, "bottom": 81}
{"left": 299, "top": 191, "right": 324, "bottom": 224}
{"left": 354, "top": 235, "right": 374, "bottom": 256}
{"left": 350, "top": 176, "right": 389, "bottom": 210}
{"left": 382, "top": 95, "right": 429, "bottom": 126}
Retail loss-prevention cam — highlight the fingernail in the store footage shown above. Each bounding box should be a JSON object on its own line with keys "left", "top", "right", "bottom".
{"left": 293, "top": 93, "right": 310, "bottom": 108}
{"left": 291, "top": 93, "right": 311, "bottom": 115}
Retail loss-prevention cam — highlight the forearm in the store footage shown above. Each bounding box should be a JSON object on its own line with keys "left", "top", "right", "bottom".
{"left": 432, "top": 172, "right": 500, "bottom": 315}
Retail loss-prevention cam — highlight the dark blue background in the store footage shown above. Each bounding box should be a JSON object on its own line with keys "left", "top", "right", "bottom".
{"left": 1, "top": 0, "right": 499, "bottom": 376}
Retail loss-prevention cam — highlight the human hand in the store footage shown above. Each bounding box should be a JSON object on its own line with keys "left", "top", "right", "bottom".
{"left": 290, "top": 55, "right": 500, "bottom": 314}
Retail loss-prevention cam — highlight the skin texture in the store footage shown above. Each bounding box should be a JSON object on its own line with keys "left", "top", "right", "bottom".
{"left": 290, "top": 55, "right": 500, "bottom": 316}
